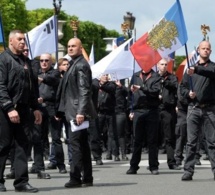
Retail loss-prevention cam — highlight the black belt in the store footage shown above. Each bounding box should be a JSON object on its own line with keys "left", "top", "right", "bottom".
{"left": 196, "top": 104, "right": 215, "bottom": 108}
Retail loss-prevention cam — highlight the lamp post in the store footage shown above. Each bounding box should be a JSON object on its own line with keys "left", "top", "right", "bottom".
{"left": 52, "top": 0, "right": 62, "bottom": 62}
{"left": 70, "top": 20, "right": 79, "bottom": 38}
{"left": 53, "top": 0, "right": 62, "bottom": 15}
{"left": 121, "top": 12, "right": 135, "bottom": 38}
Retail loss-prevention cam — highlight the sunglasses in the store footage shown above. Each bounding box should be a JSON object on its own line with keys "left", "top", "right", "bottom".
{"left": 23, "top": 49, "right": 29, "bottom": 52}
{"left": 40, "top": 59, "right": 49, "bottom": 63}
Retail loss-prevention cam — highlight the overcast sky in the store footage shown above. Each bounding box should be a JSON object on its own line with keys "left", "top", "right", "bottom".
{"left": 26, "top": 0, "right": 215, "bottom": 58}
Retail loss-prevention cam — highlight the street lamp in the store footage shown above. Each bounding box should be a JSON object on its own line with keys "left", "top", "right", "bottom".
{"left": 70, "top": 20, "right": 79, "bottom": 38}
{"left": 53, "top": 0, "right": 62, "bottom": 15}
{"left": 121, "top": 12, "right": 135, "bottom": 38}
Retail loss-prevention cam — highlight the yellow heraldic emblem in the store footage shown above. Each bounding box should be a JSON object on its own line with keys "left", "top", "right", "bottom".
{"left": 147, "top": 18, "right": 178, "bottom": 51}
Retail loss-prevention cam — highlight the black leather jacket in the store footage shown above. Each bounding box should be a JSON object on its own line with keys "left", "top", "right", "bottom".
{"left": 0, "top": 49, "right": 39, "bottom": 112}
{"left": 128, "top": 69, "right": 161, "bottom": 110}
{"left": 38, "top": 66, "right": 60, "bottom": 104}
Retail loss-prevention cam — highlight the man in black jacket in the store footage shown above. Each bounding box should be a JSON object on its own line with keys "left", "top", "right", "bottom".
{"left": 126, "top": 68, "right": 161, "bottom": 175}
{"left": 56, "top": 38, "right": 96, "bottom": 188}
{"left": 157, "top": 58, "right": 181, "bottom": 170}
{"left": 97, "top": 75, "right": 120, "bottom": 161}
{"left": 36, "top": 53, "right": 67, "bottom": 174}
{"left": 0, "top": 30, "right": 42, "bottom": 192}
{"left": 180, "top": 40, "right": 215, "bottom": 181}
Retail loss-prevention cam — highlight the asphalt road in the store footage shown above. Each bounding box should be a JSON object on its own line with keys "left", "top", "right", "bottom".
{"left": 3, "top": 145, "right": 215, "bottom": 195}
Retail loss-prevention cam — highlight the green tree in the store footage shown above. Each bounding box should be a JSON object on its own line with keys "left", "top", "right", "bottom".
{"left": 0, "top": 0, "right": 28, "bottom": 44}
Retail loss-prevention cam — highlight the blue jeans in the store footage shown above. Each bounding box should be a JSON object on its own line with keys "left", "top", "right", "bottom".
{"left": 184, "top": 105, "right": 215, "bottom": 175}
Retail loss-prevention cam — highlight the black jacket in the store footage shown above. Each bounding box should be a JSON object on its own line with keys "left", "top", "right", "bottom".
{"left": 57, "top": 54, "right": 96, "bottom": 121}
{"left": 180, "top": 60, "right": 215, "bottom": 105}
{"left": 128, "top": 69, "right": 161, "bottom": 110}
{"left": 115, "top": 85, "right": 128, "bottom": 113}
{"left": 0, "top": 49, "right": 39, "bottom": 112}
{"left": 158, "top": 71, "right": 178, "bottom": 108}
{"left": 98, "top": 81, "right": 116, "bottom": 113}
{"left": 38, "top": 66, "right": 60, "bottom": 103}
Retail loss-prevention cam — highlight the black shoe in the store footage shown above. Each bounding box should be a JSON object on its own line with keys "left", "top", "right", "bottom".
{"left": 195, "top": 159, "right": 201, "bottom": 165}
{"left": 96, "top": 159, "right": 103, "bottom": 165}
{"left": 159, "top": 149, "right": 166, "bottom": 154}
{"left": 105, "top": 155, "right": 112, "bottom": 160}
{"left": 64, "top": 180, "right": 82, "bottom": 188}
{"left": 44, "top": 154, "right": 49, "bottom": 161}
{"left": 169, "top": 164, "right": 181, "bottom": 170}
{"left": 28, "top": 156, "right": 33, "bottom": 162}
{"left": 82, "top": 181, "right": 93, "bottom": 187}
{"left": 126, "top": 168, "right": 137, "bottom": 174}
{"left": 5, "top": 172, "right": 15, "bottom": 179}
{"left": 59, "top": 168, "right": 67, "bottom": 174}
{"left": 5, "top": 159, "right": 11, "bottom": 165}
{"left": 37, "top": 171, "right": 51, "bottom": 179}
{"left": 15, "top": 183, "right": 38, "bottom": 193}
{"left": 151, "top": 170, "right": 159, "bottom": 175}
{"left": 126, "top": 149, "right": 131, "bottom": 154}
{"left": 46, "top": 163, "right": 57, "bottom": 170}
{"left": 121, "top": 155, "right": 129, "bottom": 161}
{"left": 0, "top": 183, "right": 6, "bottom": 192}
{"left": 176, "top": 160, "right": 182, "bottom": 166}
{"left": 114, "top": 156, "right": 120, "bottom": 161}
{"left": 203, "top": 155, "right": 209, "bottom": 160}
{"left": 29, "top": 167, "right": 39, "bottom": 174}
{"left": 181, "top": 173, "right": 193, "bottom": 181}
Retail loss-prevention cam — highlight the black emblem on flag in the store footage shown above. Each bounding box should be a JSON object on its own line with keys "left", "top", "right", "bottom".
{"left": 43, "top": 19, "right": 54, "bottom": 34}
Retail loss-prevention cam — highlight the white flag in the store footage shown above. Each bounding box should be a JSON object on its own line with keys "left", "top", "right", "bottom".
{"left": 183, "top": 49, "right": 199, "bottom": 73}
{"left": 91, "top": 38, "right": 141, "bottom": 81}
{"left": 26, "top": 16, "right": 57, "bottom": 59}
{"left": 89, "top": 44, "right": 94, "bottom": 66}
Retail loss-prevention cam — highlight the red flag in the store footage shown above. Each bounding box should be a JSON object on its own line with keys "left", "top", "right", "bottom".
{"left": 130, "top": 33, "right": 161, "bottom": 72}
{"left": 175, "top": 58, "right": 186, "bottom": 82}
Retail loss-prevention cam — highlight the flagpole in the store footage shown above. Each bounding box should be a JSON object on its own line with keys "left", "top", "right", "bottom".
{"left": 184, "top": 43, "right": 193, "bottom": 91}
{"left": 0, "top": 11, "right": 6, "bottom": 50}
{"left": 25, "top": 32, "right": 33, "bottom": 59}
{"left": 131, "top": 28, "right": 136, "bottom": 113}
{"left": 53, "top": 0, "right": 62, "bottom": 63}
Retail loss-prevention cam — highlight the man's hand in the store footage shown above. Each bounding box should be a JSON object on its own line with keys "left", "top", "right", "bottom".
{"left": 131, "top": 85, "right": 140, "bottom": 93}
{"left": 129, "top": 113, "right": 134, "bottom": 121}
{"left": 34, "top": 110, "right": 42, "bottom": 124}
{"left": 38, "top": 77, "right": 43, "bottom": 84}
{"left": 189, "top": 90, "right": 196, "bottom": 99}
{"left": 38, "top": 97, "right": 43, "bottom": 104}
{"left": 8, "top": 110, "right": 20, "bottom": 123}
{"left": 187, "top": 67, "right": 195, "bottom": 76}
{"left": 76, "top": 114, "right": 85, "bottom": 125}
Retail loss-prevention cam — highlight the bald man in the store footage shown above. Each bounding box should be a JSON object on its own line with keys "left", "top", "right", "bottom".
{"left": 56, "top": 38, "right": 96, "bottom": 188}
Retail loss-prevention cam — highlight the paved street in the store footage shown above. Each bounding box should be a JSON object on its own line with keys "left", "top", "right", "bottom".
{"left": 3, "top": 145, "right": 215, "bottom": 195}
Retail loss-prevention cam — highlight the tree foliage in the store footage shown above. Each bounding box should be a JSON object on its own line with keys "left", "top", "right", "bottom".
{"left": 0, "top": 0, "right": 28, "bottom": 42}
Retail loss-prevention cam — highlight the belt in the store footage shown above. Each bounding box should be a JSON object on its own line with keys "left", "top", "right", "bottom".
{"left": 196, "top": 104, "right": 214, "bottom": 108}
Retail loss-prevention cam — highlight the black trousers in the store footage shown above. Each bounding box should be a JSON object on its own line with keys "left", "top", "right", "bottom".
{"left": 98, "top": 113, "right": 119, "bottom": 156}
{"left": 116, "top": 112, "right": 128, "bottom": 156}
{"left": 88, "top": 118, "right": 102, "bottom": 160}
{"left": 40, "top": 105, "right": 65, "bottom": 169}
{"left": 0, "top": 105, "right": 31, "bottom": 187}
{"left": 159, "top": 107, "right": 177, "bottom": 166}
{"left": 130, "top": 108, "right": 159, "bottom": 171}
{"left": 31, "top": 124, "right": 46, "bottom": 171}
{"left": 69, "top": 129, "right": 93, "bottom": 182}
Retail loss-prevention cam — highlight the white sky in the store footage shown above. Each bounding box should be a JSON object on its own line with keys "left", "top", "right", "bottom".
{"left": 26, "top": 0, "right": 215, "bottom": 59}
